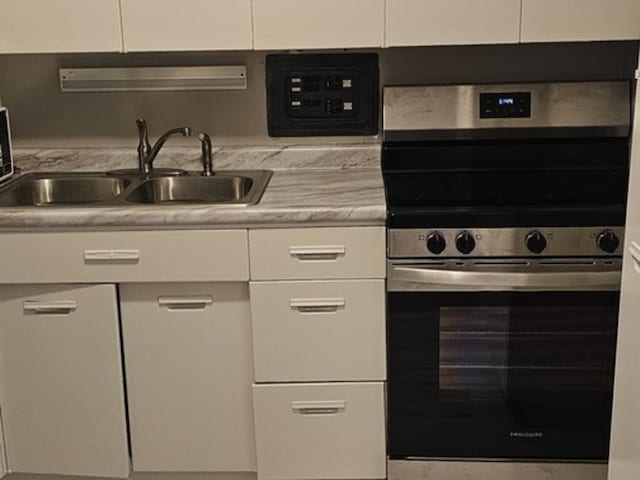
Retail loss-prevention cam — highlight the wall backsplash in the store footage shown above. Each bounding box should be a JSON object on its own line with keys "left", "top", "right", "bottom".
{"left": 0, "top": 42, "right": 637, "bottom": 149}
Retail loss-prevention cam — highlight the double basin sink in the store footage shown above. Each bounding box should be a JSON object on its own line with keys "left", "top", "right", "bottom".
{"left": 0, "top": 170, "right": 273, "bottom": 207}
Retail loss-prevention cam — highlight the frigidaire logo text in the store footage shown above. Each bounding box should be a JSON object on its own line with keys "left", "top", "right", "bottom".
{"left": 510, "top": 432, "right": 544, "bottom": 438}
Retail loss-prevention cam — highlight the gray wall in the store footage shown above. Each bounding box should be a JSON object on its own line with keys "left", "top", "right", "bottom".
{"left": 0, "top": 41, "right": 637, "bottom": 148}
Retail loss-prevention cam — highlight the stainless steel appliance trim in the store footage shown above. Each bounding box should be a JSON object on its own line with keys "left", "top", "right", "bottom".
{"left": 388, "top": 459, "right": 607, "bottom": 480}
{"left": 383, "top": 82, "right": 630, "bottom": 139}
{"left": 0, "top": 107, "right": 14, "bottom": 184}
{"left": 387, "top": 259, "right": 622, "bottom": 292}
{"left": 388, "top": 227, "right": 625, "bottom": 258}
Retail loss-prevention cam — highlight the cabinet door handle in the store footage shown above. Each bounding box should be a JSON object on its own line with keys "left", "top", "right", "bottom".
{"left": 289, "top": 246, "right": 346, "bottom": 262}
{"left": 84, "top": 249, "right": 141, "bottom": 263}
{"left": 629, "top": 242, "right": 640, "bottom": 272}
{"left": 158, "top": 296, "right": 213, "bottom": 311}
{"left": 23, "top": 300, "right": 78, "bottom": 315}
{"left": 290, "top": 298, "right": 345, "bottom": 313}
{"left": 291, "top": 400, "right": 346, "bottom": 415}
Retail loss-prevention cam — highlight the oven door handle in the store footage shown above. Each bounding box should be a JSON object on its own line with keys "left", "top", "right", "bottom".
{"left": 390, "top": 266, "right": 621, "bottom": 291}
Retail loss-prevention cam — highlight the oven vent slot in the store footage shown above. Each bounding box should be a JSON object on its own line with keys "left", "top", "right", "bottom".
{"left": 472, "top": 261, "right": 530, "bottom": 267}
{"left": 539, "top": 260, "right": 597, "bottom": 266}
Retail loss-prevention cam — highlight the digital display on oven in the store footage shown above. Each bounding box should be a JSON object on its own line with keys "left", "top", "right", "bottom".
{"left": 480, "top": 92, "right": 531, "bottom": 119}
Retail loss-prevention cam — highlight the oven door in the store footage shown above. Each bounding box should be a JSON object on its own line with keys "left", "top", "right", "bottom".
{"left": 387, "top": 262, "right": 620, "bottom": 462}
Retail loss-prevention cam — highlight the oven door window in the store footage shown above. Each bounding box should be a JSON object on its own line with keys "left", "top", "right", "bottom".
{"left": 388, "top": 291, "right": 618, "bottom": 461}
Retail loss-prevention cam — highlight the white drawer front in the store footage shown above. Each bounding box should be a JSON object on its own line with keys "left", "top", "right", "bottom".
{"left": 0, "top": 230, "right": 249, "bottom": 283}
{"left": 249, "top": 227, "right": 385, "bottom": 280}
{"left": 253, "top": 383, "right": 386, "bottom": 480}
{"left": 251, "top": 280, "right": 386, "bottom": 382}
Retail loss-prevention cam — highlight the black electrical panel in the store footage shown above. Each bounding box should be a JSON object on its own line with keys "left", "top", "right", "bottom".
{"left": 266, "top": 53, "right": 379, "bottom": 137}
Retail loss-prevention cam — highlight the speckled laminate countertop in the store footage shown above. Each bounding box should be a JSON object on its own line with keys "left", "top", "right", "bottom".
{"left": 0, "top": 145, "right": 385, "bottom": 230}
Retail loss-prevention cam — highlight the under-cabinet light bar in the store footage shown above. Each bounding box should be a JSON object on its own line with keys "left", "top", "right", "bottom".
{"left": 59, "top": 66, "right": 247, "bottom": 92}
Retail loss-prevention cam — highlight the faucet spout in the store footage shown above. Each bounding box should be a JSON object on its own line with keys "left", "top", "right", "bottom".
{"left": 199, "top": 132, "right": 214, "bottom": 176}
{"left": 136, "top": 119, "right": 191, "bottom": 174}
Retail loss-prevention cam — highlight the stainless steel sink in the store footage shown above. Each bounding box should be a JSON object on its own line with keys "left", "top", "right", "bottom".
{"left": 125, "top": 175, "right": 259, "bottom": 205}
{"left": 0, "top": 171, "right": 272, "bottom": 207}
{"left": 0, "top": 175, "right": 132, "bottom": 207}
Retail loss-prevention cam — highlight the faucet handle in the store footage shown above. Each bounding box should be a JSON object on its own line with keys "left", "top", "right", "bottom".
{"left": 199, "top": 132, "right": 214, "bottom": 176}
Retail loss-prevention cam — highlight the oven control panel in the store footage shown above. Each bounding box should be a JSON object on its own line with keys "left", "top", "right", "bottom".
{"left": 389, "top": 227, "right": 624, "bottom": 258}
{"left": 479, "top": 92, "right": 531, "bottom": 119}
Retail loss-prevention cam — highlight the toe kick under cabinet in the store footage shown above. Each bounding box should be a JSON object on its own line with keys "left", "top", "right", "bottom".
{"left": 249, "top": 227, "right": 387, "bottom": 480}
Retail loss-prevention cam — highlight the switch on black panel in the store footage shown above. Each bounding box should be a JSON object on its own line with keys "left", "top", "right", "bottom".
{"left": 266, "top": 53, "right": 379, "bottom": 137}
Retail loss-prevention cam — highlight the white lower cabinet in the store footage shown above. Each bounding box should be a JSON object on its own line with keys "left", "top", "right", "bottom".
{"left": 253, "top": 382, "right": 386, "bottom": 480}
{"left": 251, "top": 280, "right": 386, "bottom": 382}
{"left": 120, "top": 282, "right": 256, "bottom": 472}
{"left": 0, "top": 284, "right": 129, "bottom": 478}
{"left": 0, "top": 408, "right": 6, "bottom": 479}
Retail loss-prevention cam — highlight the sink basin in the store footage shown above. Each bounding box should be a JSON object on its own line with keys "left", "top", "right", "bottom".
{"left": 0, "top": 175, "right": 131, "bottom": 207}
{"left": 0, "top": 170, "right": 272, "bottom": 207}
{"left": 125, "top": 175, "right": 255, "bottom": 204}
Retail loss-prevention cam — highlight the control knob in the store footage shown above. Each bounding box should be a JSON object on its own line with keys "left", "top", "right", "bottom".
{"left": 596, "top": 230, "right": 620, "bottom": 254}
{"left": 525, "top": 230, "right": 547, "bottom": 254}
{"left": 456, "top": 231, "right": 476, "bottom": 255}
{"left": 426, "top": 232, "right": 446, "bottom": 255}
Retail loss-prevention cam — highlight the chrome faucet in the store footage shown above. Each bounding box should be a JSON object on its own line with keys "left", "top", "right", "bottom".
{"left": 136, "top": 118, "right": 191, "bottom": 174}
{"left": 199, "top": 132, "right": 214, "bottom": 176}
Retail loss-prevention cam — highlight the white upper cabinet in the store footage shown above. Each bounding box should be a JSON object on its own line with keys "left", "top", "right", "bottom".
{"left": 386, "top": 0, "right": 521, "bottom": 47}
{"left": 120, "top": 0, "right": 252, "bottom": 52}
{"left": 253, "top": 0, "right": 384, "bottom": 50}
{"left": 0, "top": 0, "right": 122, "bottom": 54}
{"left": 521, "top": 0, "right": 640, "bottom": 42}
{"left": 608, "top": 55, "right": 640, "bottom": 480}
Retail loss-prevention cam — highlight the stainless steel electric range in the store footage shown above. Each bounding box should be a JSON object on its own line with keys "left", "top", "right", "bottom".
{"left": 383, "top": 82, "right": 631, "bottom": 480}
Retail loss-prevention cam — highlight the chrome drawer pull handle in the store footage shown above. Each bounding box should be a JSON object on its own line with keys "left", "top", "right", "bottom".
{"left": 289, "top": 246, "right": 346, "bottom": 262}
{"left": 84, "top": 249, "right": 141, "bottom": 263}
{"left": 23, "top": 300, "right": 78, "bottom": 315}
{"left": 291, "top": 400, "right": 346, "bottom": 415}
{"left": 158, "top": 296, "right": 213, "bottom": 311}
{"left": 290, "top": 298, "right": 346, "bottom": 313}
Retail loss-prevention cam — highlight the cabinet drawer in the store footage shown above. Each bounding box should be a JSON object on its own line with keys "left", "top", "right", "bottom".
{"left": 249, "top": 227, "right": 385, "bottom": 280}
{"left": 253, "top": 383, "right": 386, "bottom": 480}
{"left": 251, "top": 280, "right": 386, "bottom": 382}
{"left": 0, "top": 230, "right": 248, "bottom": 283}
{"left": 253, "top": 0, "right": 384, "bottom": 50}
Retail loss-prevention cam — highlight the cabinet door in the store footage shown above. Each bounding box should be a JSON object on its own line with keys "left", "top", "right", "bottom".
{"left": 0, "top": 284, "right": 129, "bottom": 478}
{"left": 120, "top": 283, "right": 256, "bottom": 472}
{"left": 0, "top": 0, "right": 122, "bottom": 53}
{"left": 0, "top": 410, "right": 6, "bottom": 479}
{"left": 121, "top": 0, "right": 252, "bottom": 52}
{"left": 521, "top": 0, "right": 640, "bottom": 42}
{"left": 386, "top": 0, "right": 521, "bottom": 47}
{"left": 253, "top": 0, "right": 384, "bottom": 50}
{"left": 608, "top": 58, "right": 640, "bottom": 480}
